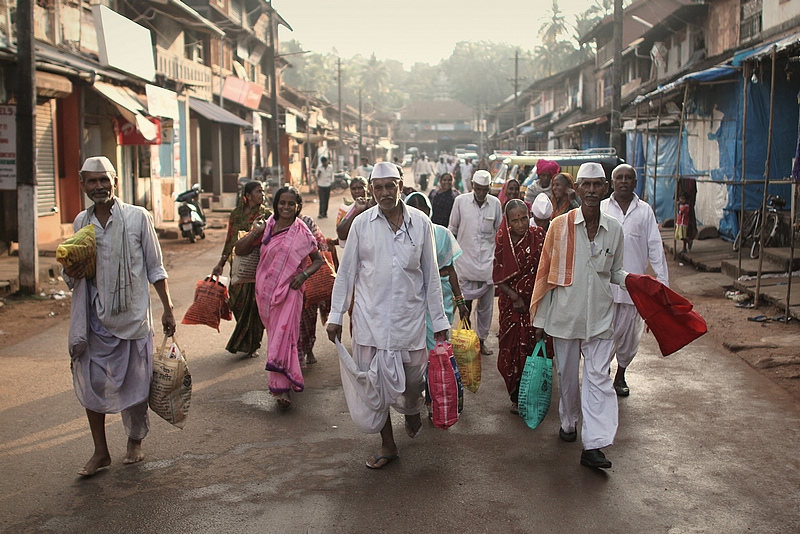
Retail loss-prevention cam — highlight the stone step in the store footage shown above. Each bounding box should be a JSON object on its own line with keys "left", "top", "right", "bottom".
{"left": 720, "top": 256, "right": 786, "bottom": 279}
{"left": 761, "top": 246, "right": 800, "bottom": 272}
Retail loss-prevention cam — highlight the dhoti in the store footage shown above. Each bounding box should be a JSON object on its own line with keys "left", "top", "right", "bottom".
{"left": 336, "top": 340, "right": 426, "bottom": 434}
{"left": 612, "top": 302, "right": 644, "bottom": 369}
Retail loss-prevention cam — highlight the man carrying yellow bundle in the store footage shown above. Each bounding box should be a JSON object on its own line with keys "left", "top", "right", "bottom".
{"left": 62, "top": 156, "right": 176, "bottom": 477}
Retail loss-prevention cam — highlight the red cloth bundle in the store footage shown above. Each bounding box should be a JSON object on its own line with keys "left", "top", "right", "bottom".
{"left": 428, "top": 342, "right": 459, "bottom": 429}
{"left": 181, "top": 276, "right": 232, "bottom": 332}
{"left": 625, "top": 273, "right": 707, "bottom": 356}
{"left": 304, "top": 251, "right": 336, "bottom": 306}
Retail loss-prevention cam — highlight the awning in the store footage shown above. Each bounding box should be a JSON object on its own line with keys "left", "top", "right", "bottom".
{"left": 733, "top": 31, "right": 800, "bottom": 65}
{"left": 631, "top": 65, "right": 739, "bottom": 105}
{"left": 567, "top": 115, "right": 608, "bottom": 130}
{"left": 168, "top": 0, "right": 223, "bottom": 36}
{"left": 188, "top": 97, "right": 251, "bottom": 127}
{"left": 93, "top": 81, "right": 158, "bottom": 141}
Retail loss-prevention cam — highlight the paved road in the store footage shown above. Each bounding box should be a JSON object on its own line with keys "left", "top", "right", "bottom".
{"left": 1, "top": 189, "right": 799, "bottom": 533}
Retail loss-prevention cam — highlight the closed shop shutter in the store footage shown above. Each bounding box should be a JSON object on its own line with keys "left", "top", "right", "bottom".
{"left": 36, "top": 100, "right": 56, "bottom": 216}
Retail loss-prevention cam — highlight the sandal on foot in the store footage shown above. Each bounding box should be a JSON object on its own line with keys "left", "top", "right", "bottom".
{"left": 365, "top": 453, "right": 398, "bottom": 469}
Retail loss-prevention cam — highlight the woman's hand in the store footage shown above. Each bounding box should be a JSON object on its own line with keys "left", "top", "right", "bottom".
{"left": 457, "top": 303, "right": 469, "bottom": 317}
{"left": 211, "top": 259, "right": 225, "bottom": 276}
{"left": 251, "top": 217, "right": 267, "bottom": 235}
{"left": 290, "top": 271, "right": 308, "bottom": 290}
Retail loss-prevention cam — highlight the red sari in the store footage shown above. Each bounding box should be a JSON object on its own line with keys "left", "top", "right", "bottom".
{"left": 493, "top": 220, "right": 546, "bottom": 401}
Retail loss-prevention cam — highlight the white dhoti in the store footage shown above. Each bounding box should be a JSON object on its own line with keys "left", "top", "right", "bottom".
{"left": 72, "top": 301, "right": 153, "bottom": 440}
{"left": 460, "top": 280, "right": 494, "bottom": 340}
{"left": 612, "top": 302, "right": 644, "bottom": 369}
{"left": 336, "top": 340, "right": 427, "bottom": 434}
{"left": 553, "top": 337, "right": 618, "bottom": 450}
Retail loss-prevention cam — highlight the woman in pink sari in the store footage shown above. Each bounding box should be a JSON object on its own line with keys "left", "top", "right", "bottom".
{"left": 235, "top": 186, "right": 323, "bottom": 409}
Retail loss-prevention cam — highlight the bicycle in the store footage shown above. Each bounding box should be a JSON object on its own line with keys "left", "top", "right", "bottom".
{"left": 733, "top": 195, "right": 785, "bottom": 258}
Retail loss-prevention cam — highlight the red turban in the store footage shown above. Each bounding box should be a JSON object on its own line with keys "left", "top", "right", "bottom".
{"left": 536, "top": 159, "right": 560, "bottom": 177}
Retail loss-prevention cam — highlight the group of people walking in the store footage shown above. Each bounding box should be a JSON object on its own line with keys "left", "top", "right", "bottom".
{"left": 64, "top": 153, "right": 668, "bottom": 477}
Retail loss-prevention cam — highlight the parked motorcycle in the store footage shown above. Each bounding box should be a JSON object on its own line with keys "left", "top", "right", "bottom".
{"left": 333, "top": 170, "right": 351, "bottom": 190}
{"left": 175, "top": 184, "right": 206, "bottom": 243}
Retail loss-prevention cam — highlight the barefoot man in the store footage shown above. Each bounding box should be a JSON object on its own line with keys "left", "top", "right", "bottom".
{"left": 63, "top": 156, "right": 176, "bottom": 476}
{"left": 327, "top": 162, "right": 449, "bottom": 469}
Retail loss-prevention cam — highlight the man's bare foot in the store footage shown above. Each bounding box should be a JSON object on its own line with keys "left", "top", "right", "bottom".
{"left": 78, "top": 453, "right": 111, "bottom": 476}
{"left": 123, "top": 439, "right": 144, "bottom": 465}
{"left": 404, "top": 413, "right": 422, "bottom": 438}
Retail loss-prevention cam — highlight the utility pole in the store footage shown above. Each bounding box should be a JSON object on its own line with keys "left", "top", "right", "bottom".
{"left": 337, "top": 58, "right": 343, "bottom": 169}
{"left": 358, "top": 87, "right": 363, "bottom": 161}
{"left": 610, "top": 0, "right": 623, "bottom": 154}
{"left": 513, "top": 49, "right": 519, "bottom": 153}
{"left": 17, "top": 0, "right": 38, "bottom": 293}
{"left": 268, "top": 7, "right": 281, "bottom": 181}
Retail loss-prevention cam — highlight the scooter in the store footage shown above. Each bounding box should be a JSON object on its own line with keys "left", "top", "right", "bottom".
{"left": 175, "top": 184, "right": 206, "bottom": 243}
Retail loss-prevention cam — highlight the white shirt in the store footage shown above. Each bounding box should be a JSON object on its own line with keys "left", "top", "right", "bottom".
{"left": 436, "top": 161, "right": 449, "bottom": 175}
{"left": 316, "top": 165, "right": 333, "bottom": 187}
{"left": 601, "top": 193, "right": 669, "bottom": 305}
{"left": 459, "top": 162, "right": 474, "bottom": 182}
{"left": 533, "top": 209, "right": 628, "bottom": 340}
{"left": 448, "top": 192, "right": 502, "bottom": 283}
{"left": 355, "top": 165, "right": 372, "bottom": 179}
{"left": 524, "top": 180, "right": 552, "bottom": 204}
{"left": 329, "top": 203, "right": 449, "bottom": 351}
{"left": 73, "top": 201, "right": 168, "bottom": 340}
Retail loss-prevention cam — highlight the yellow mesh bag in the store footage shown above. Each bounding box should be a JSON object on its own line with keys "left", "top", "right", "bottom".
{"left": 56, "top": 225, "right": 97, "bottom": 279}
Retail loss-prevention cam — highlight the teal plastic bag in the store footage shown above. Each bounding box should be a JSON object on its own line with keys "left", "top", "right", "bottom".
{"left": 518, "top": 339, "right": 552, "bottom": 430}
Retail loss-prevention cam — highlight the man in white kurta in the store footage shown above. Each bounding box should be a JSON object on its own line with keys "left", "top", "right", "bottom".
{"left": 532, "top": 162, "right": 628, "bottom": 469}
{"left": 448, "top": 170, "right": 502, "bottom": 355}
{"left": 64, "top": 156, "right": 175, "bottom": 477}
{"left": 601, "top": 164, "right": 669, "bottom": 397}
{"left": 327, "top": 162, "right": 449, "bottom": 469}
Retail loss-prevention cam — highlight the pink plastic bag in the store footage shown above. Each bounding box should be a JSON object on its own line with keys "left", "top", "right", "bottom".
{"left": 428, "top": 342, "right": 459, "bottom": 429}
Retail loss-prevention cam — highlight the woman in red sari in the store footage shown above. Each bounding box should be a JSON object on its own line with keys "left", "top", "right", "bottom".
{"left": 493, "top": 199, "right": 546, "bottom": 413}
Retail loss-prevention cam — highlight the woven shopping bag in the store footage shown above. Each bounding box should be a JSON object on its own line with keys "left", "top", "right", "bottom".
{"left": 181, "top": 275, "right": 232, "bottom": 331}
{"left": 427, "top": 342, "right": 459, "bottom": 429}
{"left": 230, "top": 231, "right": 260, "bottom": 285}
{"left": 149, "top": 335, "right": 192, "bottom": 429}
{"left": 56, "top": 225, "right": 97, "bottom": 279}
{"left": 304, "top": 250, "right": 336, "bottom": 306}
{"left": 451, "top": 317, "right": 481, "bottom": 393}
{"left": 518, "top": 339, "right": 552, "bottom": 430}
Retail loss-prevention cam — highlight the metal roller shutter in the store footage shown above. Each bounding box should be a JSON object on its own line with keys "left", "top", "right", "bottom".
{"left": 36, "top": 100, "right": 56, "bottom": 216}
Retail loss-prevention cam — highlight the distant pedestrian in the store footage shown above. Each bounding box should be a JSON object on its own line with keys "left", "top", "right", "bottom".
{"left": 355, "top": 157, "right": 372, "bottom": 180}
{"left": 448, "top": 169, "right": 502, "bottom": 356}
{"left": 64, "top": 156, "right": 176, "bottom": 477}
{"left": 316, "top": 157, "right": 333, "bottom": 219}
{"left": 327, "top": 162, "right": 449, "bottom": 469}
{"left": 459, "top": 158, "right": 474, "bottom": 192}
{"left": 435, "top": 156, "right": 449, "bottom": 186}
{"left": 414, "top": 154, "right": 434, "bottom": 191}
{"left": 530, "top": 162, "right": 628, "bottom": 470}
{"left": 675, "top": 192, "right": 690, "bottom": 253}
{"left": 601, "top": 164, "right": 669, "bottom": 397}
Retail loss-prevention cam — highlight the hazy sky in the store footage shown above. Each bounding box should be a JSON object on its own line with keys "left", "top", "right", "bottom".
{"left": 274, "top": 0, "right": 601, "bottom": 66}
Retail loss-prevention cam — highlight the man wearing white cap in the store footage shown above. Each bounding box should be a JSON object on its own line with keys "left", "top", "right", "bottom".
{"left": 601, "top": 164, "right": 668, "bottom": 397}
{"left": 63, "top": 156, "right": 176, "bottom": 476}
{"left": 529, "top": 162, "right": 628, "bottom": 469}
{"left": 326, "top": 161, "right": 449, "bottom": 469}
{"left": 449, "top": 169, "right": 503, "bottom": 355}
{"left": 531, "top": 192, "right": 553, "bottom": 231}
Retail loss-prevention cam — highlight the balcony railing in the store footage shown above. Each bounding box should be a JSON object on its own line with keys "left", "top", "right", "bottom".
{"left": 155, "top": 46, "right": 212, "bottom": 99}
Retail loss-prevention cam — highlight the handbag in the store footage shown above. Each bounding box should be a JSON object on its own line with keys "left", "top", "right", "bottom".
{"left": 451, "top": 317, "right": 481, "bottom": 393}
{"left": 181, "top": 275, "right": 232, "bottom": 331}
{"left": 149, "top": 335, "right": 192, "bottom": 429}
{"left": 230, "top": 231, "right": 260, "bottom": 285}
{"left": 518, "top": 339, "right": 552, "bottom": 430}
{"left": 427, "top": 342, "right": 459, "bottom": 429}
{"left": 304, "top": 250, "right": 336, "bottom": 306}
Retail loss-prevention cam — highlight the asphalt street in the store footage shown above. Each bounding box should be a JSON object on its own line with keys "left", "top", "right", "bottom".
{"left": 1, "top": 188, "right": 799, "bottom": 533}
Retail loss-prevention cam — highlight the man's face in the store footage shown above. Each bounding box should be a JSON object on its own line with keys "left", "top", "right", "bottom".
{"left": 533, "top": 216, "right": 550, "bottom": 231}
{"left": 472, "top": 183, "right": 490, "bottom": 203}
{"left": 361, "top": 158, "right": 368, "bottom": 166}
{"left": 613, "top": 169, "right": 636, "bottom": 201}
{"left": 538, "top": 172, "right": 552, "bottom": 188}
{"left": 321, "top": 158, "right": 329, "bottom": 167}
{"left": 370, "top": 177, "right": 401, "bottom": 211}
{"left": 577, "top": 177, "right": 608, "bottom": 208}
{"left": 81, "top": 171, "right": 115, "bottom": 206}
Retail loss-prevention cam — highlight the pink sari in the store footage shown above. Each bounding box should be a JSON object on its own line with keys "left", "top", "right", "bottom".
{"left": 255, "top": 216, "right": 317, "bottom": 394}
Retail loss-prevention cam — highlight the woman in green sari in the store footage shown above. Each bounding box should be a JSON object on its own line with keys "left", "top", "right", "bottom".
{"left": 212, "top": 181, "right": 270, "bottom": 357}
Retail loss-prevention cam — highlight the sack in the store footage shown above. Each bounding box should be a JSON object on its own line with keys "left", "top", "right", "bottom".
{"left": 304, "top": 250, "right": 336, "bottom": 306}
{"left": 230, "top": 231, "right": 260, "bottom": 285}
{"left": 518, "top": 339, "right": 552, "bottom": 430}
{"left": 451, "top": 318, "right": 481, "bottom": 393}
{"left": 56, "top": 225, "right": 97, "bottom": 279}
{"left": 181, "top": 275, "right": 232, "bottom": 331}
{"left": 149, "top": 335, "right": 192, "bottom": 429}
{"left": 427, "top": 342, "right": 459, "bottom": 429}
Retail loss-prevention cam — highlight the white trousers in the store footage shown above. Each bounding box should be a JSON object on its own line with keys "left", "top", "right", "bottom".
{"left": 460, "top": 280, "right": 494, "bottom": 340}
{"left": 553, "top": 337, "right": 618, "bottom": 450}
{"left": 612, "top": 303, "right": 645, "bottom": 369}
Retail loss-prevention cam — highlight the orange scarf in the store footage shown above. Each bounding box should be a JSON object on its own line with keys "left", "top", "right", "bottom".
{"left": 529, "top": 209, "right": 577, "bottom": 318}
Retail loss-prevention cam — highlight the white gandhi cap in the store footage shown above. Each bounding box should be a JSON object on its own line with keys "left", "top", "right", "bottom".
{"left": 531, "top": 193, "right": 553, "bottom": 219}
{"left": 471, "top": 170, "right": 491, "bottom": 186}
{"left": 370, "top": 161, "right": 401, "bottom": 180}
{"left": 80, "top": 156, "right": 117, "bottom": 176}
{"left": 576, "top": 162, "right": 605, "bottom": 181}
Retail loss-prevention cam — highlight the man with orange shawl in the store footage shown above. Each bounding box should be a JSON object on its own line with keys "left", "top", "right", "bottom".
{"left": 530, "top": 162, "right": 628, "bottom": 470}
